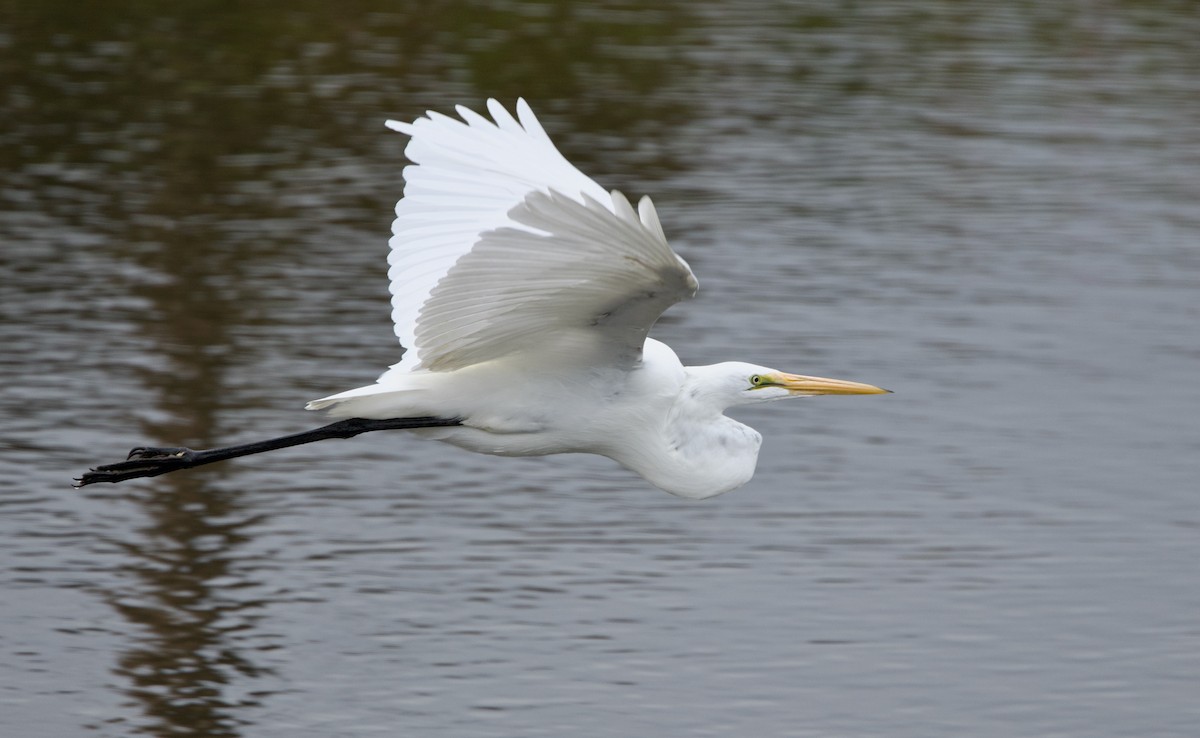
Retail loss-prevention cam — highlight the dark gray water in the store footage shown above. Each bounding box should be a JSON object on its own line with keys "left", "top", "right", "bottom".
{"left": 3, "top": 2, "right": 1198, "bottom": 736}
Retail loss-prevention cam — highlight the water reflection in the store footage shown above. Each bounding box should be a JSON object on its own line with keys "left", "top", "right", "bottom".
{"left": 99, "top": 218, "right": 269, "bottom": 737}
{"left": 104, "top": 482, "right": 268, "bottom": 737}
{"left": 4, "top": 0, "right": 1199, "bottom": 736}
{"left": 6, "top": 2, "right": 700, "bottom": 734}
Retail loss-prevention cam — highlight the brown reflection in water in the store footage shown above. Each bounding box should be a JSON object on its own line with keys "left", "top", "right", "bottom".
{"left": 103, "top": 219, "right": 272, "bottom": 738}
{"left": 1, "top": 5, "right": 310, "bottom": 735}
{"left": 5, "top": 1, "right": 697, "bottom": 734}
{"left": 104, "top": 481, "right": 270, "bottom": 737}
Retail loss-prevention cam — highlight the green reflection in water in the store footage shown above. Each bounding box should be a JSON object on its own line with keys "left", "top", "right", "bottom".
{"left": 4, "top": 1, "right": 694, "bottom": 735}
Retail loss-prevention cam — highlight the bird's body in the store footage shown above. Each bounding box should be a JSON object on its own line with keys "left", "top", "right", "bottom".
{"left": 313, "top": 337, "right": 763, "bottom": 498}
{"left": 78, "top": 98, "right": 887, "bottom": 496}
{"left": 301, "top": 98, "right": 886, "bottom": 498}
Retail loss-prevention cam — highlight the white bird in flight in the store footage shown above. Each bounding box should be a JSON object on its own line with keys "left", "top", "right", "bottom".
{"left": 78, "top": 99, "right": 888, "bottom": 498}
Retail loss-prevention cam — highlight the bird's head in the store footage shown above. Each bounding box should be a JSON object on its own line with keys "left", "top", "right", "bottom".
{"left": 686, "top": 361, "right": 890, "bottom": 410}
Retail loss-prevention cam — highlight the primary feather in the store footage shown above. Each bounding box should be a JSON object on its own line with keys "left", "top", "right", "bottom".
{"left": 309, "top": 98, "right": 696, "bottom": 409}
{"left": 383, "top": 98, "right": 621, "bottom": 375}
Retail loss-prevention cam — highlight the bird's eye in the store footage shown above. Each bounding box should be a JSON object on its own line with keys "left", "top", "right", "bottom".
{"left": 749, "top": 374, "right": 764, "bottom": 387}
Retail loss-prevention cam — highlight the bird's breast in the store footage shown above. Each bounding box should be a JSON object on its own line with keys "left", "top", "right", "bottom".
{"left": 609, "top": 414, "right": 762, "bottom": 499}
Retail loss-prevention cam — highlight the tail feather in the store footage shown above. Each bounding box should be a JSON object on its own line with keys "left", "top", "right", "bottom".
{"left": 306, "top": 385, "right": 431, "bottom": 420}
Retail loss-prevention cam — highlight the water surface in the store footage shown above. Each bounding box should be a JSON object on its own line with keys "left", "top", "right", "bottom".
{"left": 2, "top": 2, "right": 1198, "bottom": 736}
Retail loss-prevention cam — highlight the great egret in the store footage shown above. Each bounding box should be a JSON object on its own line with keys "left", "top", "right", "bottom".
{"left": 77, "top": 99, "right": 888, "bottom": 499}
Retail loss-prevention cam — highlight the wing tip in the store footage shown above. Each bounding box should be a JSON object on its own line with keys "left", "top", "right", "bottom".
{"left": 385, "top": 96, "right": 541, "bottom": 136}
{"left": 385, "top": 119, "right": 414, "bottom": 135}
{"left": 637, "top": 195, "right": 667, "bottom": 241}
{"left": 609, "top": 189, "right": 637, "bottom": 221}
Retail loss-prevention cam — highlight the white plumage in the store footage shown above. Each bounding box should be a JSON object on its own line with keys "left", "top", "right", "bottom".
{"left": 385, "top": 99, "right": 614, "bottom": 375}
{"left": 307, "top": 99, "right": 887, "bottom": 499}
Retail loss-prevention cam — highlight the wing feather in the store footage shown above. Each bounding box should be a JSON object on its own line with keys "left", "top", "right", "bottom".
{"left": 414, "top": 189, "right": 697, "bottom": 371}
{"left": 382, "top": 99, "right": 609, "bottom": 377}
{"left": 378, "top": 99, "right": 696, "bottom": 378}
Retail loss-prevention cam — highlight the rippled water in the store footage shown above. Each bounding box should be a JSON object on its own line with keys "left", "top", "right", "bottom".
{"left": 3, "top": 2, "right": 1198, "bottom": 736}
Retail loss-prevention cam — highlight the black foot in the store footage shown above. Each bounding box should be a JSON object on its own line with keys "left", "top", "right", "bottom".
{"left": 75, "top": 446, "right": 200, "bottom": 487}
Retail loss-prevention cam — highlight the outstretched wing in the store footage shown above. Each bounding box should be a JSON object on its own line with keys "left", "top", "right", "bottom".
{"left": 415, "top": 188, "right": 697, "bottom": 371}
{"left": 380, "top": 98, "right": 696, "bottom": 375}
{"left": 384, "top": 98, "right": 609, "bottom": 375}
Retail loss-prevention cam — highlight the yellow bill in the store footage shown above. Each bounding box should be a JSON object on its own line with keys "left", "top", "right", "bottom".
{"left": 771, "top": 372, "right": 891, "bottom": 396}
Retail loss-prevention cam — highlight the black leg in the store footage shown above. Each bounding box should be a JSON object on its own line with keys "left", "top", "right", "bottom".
{"left": 74, "top": 416, "right": 462, "bottom": 487}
